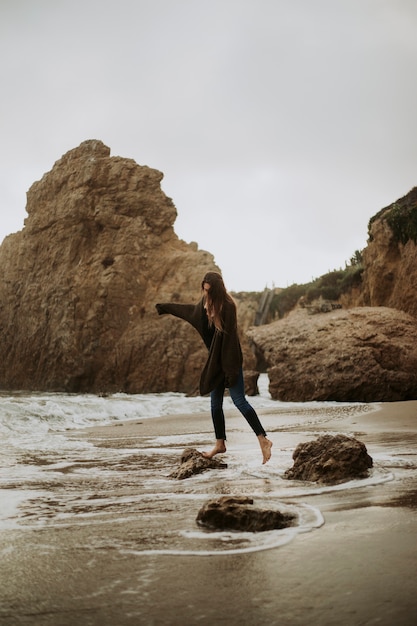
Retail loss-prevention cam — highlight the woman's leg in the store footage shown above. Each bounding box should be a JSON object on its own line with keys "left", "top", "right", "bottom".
{"left": 202, "top": 382, "right": 227, "bottom": 458}
{"left": 210, "top": 382, "right": 227, "bottom": 440}
{"left": 229, "top": 369, "right": 266, "bottom": 436}
{"left": 229, "top": 369, "right": 272, "bottom": 464}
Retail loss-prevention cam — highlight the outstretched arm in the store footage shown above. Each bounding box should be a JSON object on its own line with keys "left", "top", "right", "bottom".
{"left": 155, "top": 300, "right": 208, "bottom": 340}
{"left": 155, "top": 302, "right": 197, "bottom": 321}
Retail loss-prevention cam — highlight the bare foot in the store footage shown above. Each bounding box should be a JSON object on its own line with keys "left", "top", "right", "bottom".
{"left": 201, "top": 440, "right": 226, "bottom": 459}
{"left": 258, "top": 436, "right": 273, "bottom": 464}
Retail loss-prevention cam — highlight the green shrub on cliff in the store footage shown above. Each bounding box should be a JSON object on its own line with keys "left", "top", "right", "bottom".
{"left": 305, "top": 265, "right": 363, "bottom": 303}
{"left": 269, "top": 255, "right": 363, "bottom": 319}
{"left": 368, "top": 188, "right": 417, "bottom": 244}
{"left": 384, "top": 202, "right": 417, "bottom": 244}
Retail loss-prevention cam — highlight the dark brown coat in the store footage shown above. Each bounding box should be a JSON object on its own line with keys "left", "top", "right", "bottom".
{"left": 155, "top": 298, "right": 243, "bottom": 395}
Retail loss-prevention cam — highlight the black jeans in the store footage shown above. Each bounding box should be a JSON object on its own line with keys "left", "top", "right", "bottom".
{"left": 210, "top": 368, "right": 267, "bottom": 440}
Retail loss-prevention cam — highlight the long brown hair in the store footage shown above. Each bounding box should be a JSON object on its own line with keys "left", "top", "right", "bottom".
{"left": 201, "top": 271, "right": 235, "bottom": 331}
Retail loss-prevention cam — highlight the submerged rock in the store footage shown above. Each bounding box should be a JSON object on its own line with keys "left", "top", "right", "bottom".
{"left": 284, "top": 434, "right": 373, "bottom": 484}
{"left": 169, "top": 447, "right": 227, "bottom": 479}
{"left": 196, "top": 495, "right": 297, "bottom": 532}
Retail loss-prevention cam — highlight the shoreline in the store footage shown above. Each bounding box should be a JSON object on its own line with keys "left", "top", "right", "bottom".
{"left": 1, "top": 400, "right": 416, "bottom": 625}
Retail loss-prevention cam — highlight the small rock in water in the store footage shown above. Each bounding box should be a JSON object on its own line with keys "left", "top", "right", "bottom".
{"left": 284, "top": 433, "right": 373, "bottom": 484}
{"left": 196, "top": 495, "right": 297, "bottom": 532}
{"left": 169, "top": 447, "right": 227, "bottom": 480}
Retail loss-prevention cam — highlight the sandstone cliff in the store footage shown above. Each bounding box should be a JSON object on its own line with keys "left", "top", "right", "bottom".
{"left": 360, "top": 186, "right": 417, "bottom": 319}
{"left": 0, "top": 140, "right": 255, "bottom": 393}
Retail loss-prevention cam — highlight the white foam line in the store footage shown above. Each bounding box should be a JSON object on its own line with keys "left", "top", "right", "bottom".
{"left": 124, "top": 506, "right": 325, "bottom": 556}
{"left": 242, "top": 468, "right": 394, "bottom": 496}
{"left": 120, "top": 532, "right": 299, "bottom": 556}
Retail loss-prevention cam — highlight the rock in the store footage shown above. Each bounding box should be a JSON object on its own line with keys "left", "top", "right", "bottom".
{"left": 339, "top": 186, "right": 417, "bottom": 317}
{"left": 169, "top": 448, "right": 227, "bottom": 479}
{"left": 248, "top": 306, "right": 417, "bottom": 402}
{"left": 196, "top": 495, "right": 297, "bottom": 532}
{"left": 243, "top": 370, "right": 259, "bottom": 396}
{"left": 284, "top": 434, "right": 373, "bottom": 484}
{"left": 0, "top": 140, "right": 256, "bottom": 394}
{"left": 361, "top": 187, "right": 417, "bottom": 319}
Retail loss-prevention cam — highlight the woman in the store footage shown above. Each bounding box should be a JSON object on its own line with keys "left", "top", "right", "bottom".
{"left": 155, "top": 271, "right": 272, "bottom": 464}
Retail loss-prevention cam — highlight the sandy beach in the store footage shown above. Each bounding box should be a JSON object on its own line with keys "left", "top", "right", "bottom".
{"left": 1, "top": 400, "right": 416, "bottom": 626}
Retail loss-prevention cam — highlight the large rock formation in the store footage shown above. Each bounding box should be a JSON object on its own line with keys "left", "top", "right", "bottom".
{"left": 248, "top": 306, "right": 417, "bottom": 402}
{"left": 0, "top": 140, "right": 255, "bottom": 393}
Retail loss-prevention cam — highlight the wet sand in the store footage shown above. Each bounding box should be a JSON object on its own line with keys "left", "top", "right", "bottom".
{"left": 1, "top": 401, "right": 416, "bottom": 625}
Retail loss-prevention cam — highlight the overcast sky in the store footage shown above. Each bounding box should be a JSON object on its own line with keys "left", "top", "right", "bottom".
{"left": 1, "top": 0, "right": 416, "bottom": 292}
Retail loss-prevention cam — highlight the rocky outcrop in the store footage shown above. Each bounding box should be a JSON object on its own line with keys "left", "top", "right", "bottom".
{"left": 360, "top": 187, "right": 417, "bottom": 319}
{"left": 338, "top": 186, "right": 417, "bottom": 318}
{"left": 169, "top": 448, "right": 227, "bottom": 479}
{"left": 248, "top": 306, "right": 417, "bottom": 402}
{"left": 196, "top": 495, "right": 297, "bottom": 531}
{"left": 3, "top": 142, "right": 416, "bottom": 398}
{"left": 0, "top": 140, "right": 258, "bottom": 394}
{"left": 284, "top": 434, "right": 373, "bottom": 484}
